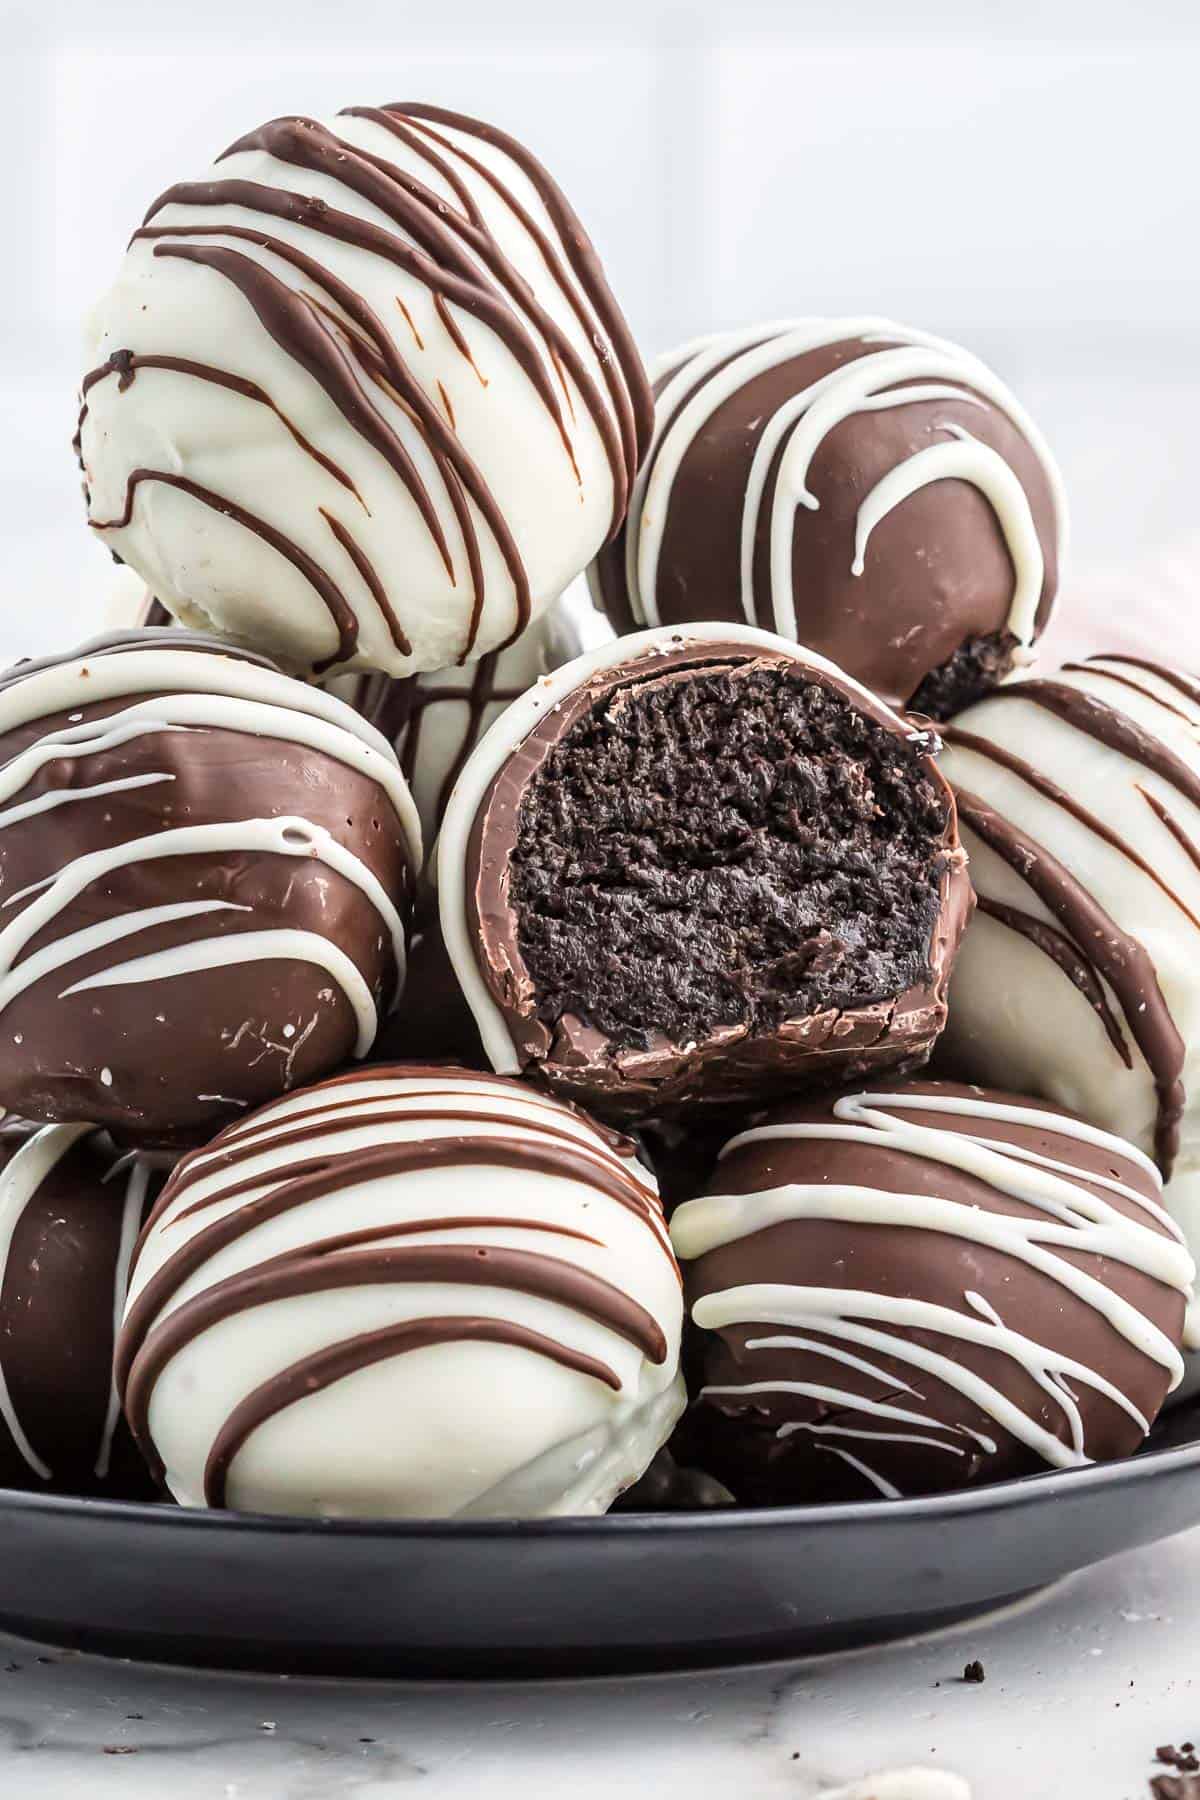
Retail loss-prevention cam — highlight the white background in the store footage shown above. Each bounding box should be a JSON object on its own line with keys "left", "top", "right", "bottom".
{"left": 3, "top": 0, "right": 1200, "bottom": 664}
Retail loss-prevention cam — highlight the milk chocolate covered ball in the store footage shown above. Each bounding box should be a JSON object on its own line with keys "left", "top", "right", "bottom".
{"left": 0, "top": 630, "right": 419, "bottom": 1145}
{"left": 590, "top": 319, "right": 1065, "bottom": 718}
{"left": 0, "top": 1119, "right": 171, "bottom": 1498}
{"left": 673, "top": 1082, "right": 1192, "bottom": 1504}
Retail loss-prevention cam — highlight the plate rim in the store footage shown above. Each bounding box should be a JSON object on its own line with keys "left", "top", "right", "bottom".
{"left": 2, "top": 1418, "right": 1199, "bottom": 1541}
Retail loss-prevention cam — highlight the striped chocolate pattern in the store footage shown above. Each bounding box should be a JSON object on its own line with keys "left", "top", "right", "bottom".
{"left": 117, "top": 1066, "right": 685, "bottom": 1518}
{"left": 938, "top": 655, "right": 1200, "bottom": 1259}
{"left": 673, "top": 1084, "right": 1193, "bottom": 1504}
{"left": 79, "top": 105, "right": 652, "bottom": 679}
{"left": 0, "top": 631, "right": 420, "bottom": 1145}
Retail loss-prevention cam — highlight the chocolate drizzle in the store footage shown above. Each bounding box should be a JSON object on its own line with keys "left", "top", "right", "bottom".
{"left": 1062, "top": 661, "right": 1196, "bottom": 724}
{"left": 1142, "top": 785, "right": 1200, "bottom": 875}
{"left": 386, "top": 104, "right": 653, "bottom": 468}
{"left": 1091, "top": 656, "right": 1200, "bottom": 709}
{"left": 319, "top": 510, "right": 411, "bottom": 657}
{"left": 943, "top": 723, "right": 1200, "bottom": 932}
{"left": 90, "top": 469, "right": 364, "bottom": 671}
{"left": 123, "top": 1237, "right": 667, "bottom": 1476}
{"left": 157, "top": 240, "right": 453, "bottom": 583}
{"left": 956, "top": 789, "right": 1185, "bottom": 1174}
{"left": 991, "top": 679, "right": 1200, "bottom": 818}
{"left": 80, "top": 350, "right": 365, "bottom": 505}
{"left": 129, "top": 198, "right": 514, "bottom": 658}
{"left": 219, "top": 117, "right": 587, "bottom": 496}
{"left": 151, "top": 1108, "right": 662, "bottom": 1253}
{"left": 156, "top": 1126, "right": 660, "bottom": 1248}
{"left": 399, "top": 652, "right": 528, "bottom": 827}
{"left": 202, "top": 1314, "right": 622, "bottom": 1507}
{"left": 975, "top": 895, "right": 1132, "bottom": 1066}
{"left": 80, "top": 105, "right": 651, "bottom": 671}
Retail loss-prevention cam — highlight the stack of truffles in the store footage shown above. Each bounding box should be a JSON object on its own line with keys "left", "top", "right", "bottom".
{"left": 3, "top": 100, "right": 1193, "bottom": 1519}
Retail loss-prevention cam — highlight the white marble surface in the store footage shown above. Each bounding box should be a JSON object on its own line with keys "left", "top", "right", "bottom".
{"left": 0, "top": 1525, "right": 1194, "bottom": 1798}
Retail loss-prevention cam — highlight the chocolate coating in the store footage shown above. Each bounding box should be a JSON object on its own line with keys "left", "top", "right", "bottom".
{"left": 673, "top": 1082, "right": 1192, "bottom": 1505}
{"left": 439, "top": 625, "right": 972, "bottom": 1125}
{"left": 0, "top": 1119, "right": 167, "bottom": 1498}
{"left": 590, "top": 322, "right": 1065, "bottom": 718}
{"left": 0, "top": 630, "right": 419, "bottom": 1145}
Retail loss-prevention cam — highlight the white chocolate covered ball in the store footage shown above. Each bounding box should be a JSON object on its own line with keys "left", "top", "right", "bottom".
{"left": 937, "top": 654, "right": 1200, "bottom": 1333}
{"left": 116, "top": 1066, "right": 685, "bottom": 1517}
{"left": 79, "top": 105, "right": 651, "bottom": 679}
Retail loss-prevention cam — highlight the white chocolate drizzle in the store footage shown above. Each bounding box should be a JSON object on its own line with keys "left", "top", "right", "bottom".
{"left": 598, "top": 318, "right": 1066, "bottom": 646}
{"left": 0, "top": 1125, "right": 89, "bottom": 1479}
{"left": 95, "top": 1151, "right": 166, "bottom": 1479}
{"left": 0, "top": 642, "right": 419, "bottom": 1062}
{"left": 671, "top": 1090, "right": 1194, "bottom": 1494}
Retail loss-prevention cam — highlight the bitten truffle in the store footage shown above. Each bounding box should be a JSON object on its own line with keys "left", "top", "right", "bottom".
{"left": 0, "top": 630, "right": 420, "bottom": 1145}
{"left": 117, "top": 1066, "right": 685, "bottom": 1518}
{"left": 438, "top": 624, "right": 973, "bottom": 1124}
{"left": 672, "top": 1082, "right": 1193, "bottom": 1504}
{"left": 589, "top": 319, "right": 1065, "bottom": 718}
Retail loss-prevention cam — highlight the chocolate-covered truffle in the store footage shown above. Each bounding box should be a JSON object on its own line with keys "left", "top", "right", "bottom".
{"left": 117, "top": 1066, "right": 685, "bottom": 1518}
{"left": 79, "top": 103, "right": 652, "bottom": 679}
{"left": 590, "top": 319, "right": 1066, "bottom": 718}
{"left": 0, "top": 1119, "right": 170, "bottom": 1497}
{"left": 672, "top": 1082, "right": 1193, "bottom": 1505}
{"left": 935, "top": 655, "right": 1200, "bottom": 1324}
{"left": 439, "top": 624, "right": 972, "bottom": 1124}
{"left": 0, "top": 630, "right": 420, "bottom": 1145}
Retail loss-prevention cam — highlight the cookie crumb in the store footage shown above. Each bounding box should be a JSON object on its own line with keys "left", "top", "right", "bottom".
{"left": 1156, "top": 1746, "right": 1200, "bottom": 1773}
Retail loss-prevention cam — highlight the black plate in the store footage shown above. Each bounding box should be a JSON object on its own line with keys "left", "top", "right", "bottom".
{"left": 2, "top": 1401, "right": 1199, "bottom": 1679}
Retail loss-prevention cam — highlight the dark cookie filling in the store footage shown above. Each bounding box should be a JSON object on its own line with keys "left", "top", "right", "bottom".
{"left": 508, "top": 660, "right": 951, "bottom": 1055}
{"left": 910, "top": 629, "right": 1019, "bottom": 722}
